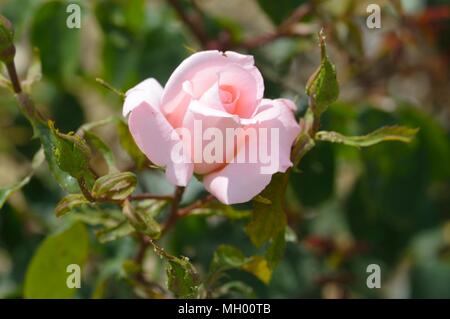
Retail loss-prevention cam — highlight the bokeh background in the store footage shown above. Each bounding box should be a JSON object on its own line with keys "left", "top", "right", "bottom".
{"left": 0, "top": 0, "right": 449, "bottom": 298}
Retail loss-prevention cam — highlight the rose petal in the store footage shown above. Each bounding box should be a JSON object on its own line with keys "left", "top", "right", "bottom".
{"left": 251, "top": 98, "right": 300, "bottom": 173}
{"left": 128, "top": 102, "right": 193, "bottom": 186}
{"left": 161, "top": 50, "right": 264, "bottom": 127}
{"left": 217, "top": 64, "right": 259, "bottom": 118}
{"left": 183, "top": 100, "right": 242, "bottom": 175}
{"left": 123, "top": 78, "right": 163, "bottom": 117}
{"left": 202, "top": 143, "right": 273, "bottom": 205}
{"left": 203, "top": 98, "right": 300, "bottom": 204}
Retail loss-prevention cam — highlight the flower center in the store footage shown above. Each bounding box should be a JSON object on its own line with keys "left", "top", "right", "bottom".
{"left": 219, "top": 85, "right": 239, "bottom": 113}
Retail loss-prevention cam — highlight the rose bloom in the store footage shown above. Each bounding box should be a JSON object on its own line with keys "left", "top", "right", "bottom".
{"left": 123, "top": 50, "right": 300, "bottom": 204}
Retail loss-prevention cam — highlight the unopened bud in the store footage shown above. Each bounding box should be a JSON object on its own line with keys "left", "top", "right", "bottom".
{"left": 0, "top": 15, "right": 15, "bottom": 63}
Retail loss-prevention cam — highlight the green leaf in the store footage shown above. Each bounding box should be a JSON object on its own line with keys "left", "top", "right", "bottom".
{"left": 92, "top": 172, "right": 137, "bottom": 201}
{"left": 55, "top": 194, "right": 89, "bottom": 217}
{"left": 122, "top": 200, "right": 162, "bottom": 239}
{"left": 257, "top": 0, "right": 306, "bottom": 25}
{"left": 242, "top": 256, "right": 272, "bottom": 284}
{"left": 48, "top": 120, "right": 92, "bottom": 180}
{"left": 38, "top": 129, "right": 79, "bottom": 192}
{"left": 71, "top": 206, "right": 123, "bottom": 227}
{"left": 96, "top": 221, "right": 134, "bottom": 244}
{"left": 147, "top": 239, "right": 200, "bottom": 298}
{"left": 265, "top": 230, "right": 286, "bottom": 269}
{"left": 208, "top": 245, "right": 274, "bottom": 285}
{"left": 30, "top": 0, "right": 81, "bottom": 82}
{"left": 117, "top": 120, "right": 147, "bottom": 169}
{"left": 315, "top": 126, "right": 419, "bottom": 148}
{"left": 210, "top": 245, "right": 247, "bottom": 275}
{"left": 246, "top": 173, "right": 289, "bottom": 247}
{"left": 84, "top": 131, "right": 118, "bottom": 173}
{"left": 24, "top": 222, "right": 89, "bottom": 298}
{"left": 0, "top": 148, "right": 45, "bottom": 210}
{"left": 306, "top": 30, "right": 339, "bottom": 117}
{"left": 0, "top": 175, "right": 31, "bottom": 210}
{"left": 167, "top": 257, "right": 200, "bottom": 299}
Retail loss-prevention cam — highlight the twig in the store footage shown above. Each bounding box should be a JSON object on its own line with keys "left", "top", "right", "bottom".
{"left": 178, "top": 194, "right": 215, "bottom": 217}
{"left": 129, "top": 193, "right": 174, "bottom": 201}
{"left": 230, "top": 3, "right": 312, "bottom": 50}
{"left": 161, "top": 186, "right": 185, "bottom": 235}
{"left": 166, "top": 0, "right": 210, "bottom": 48}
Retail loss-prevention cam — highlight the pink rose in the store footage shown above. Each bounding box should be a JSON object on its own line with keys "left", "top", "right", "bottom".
{"left": 123, "top": 50, "right": 300, "bottom": 204}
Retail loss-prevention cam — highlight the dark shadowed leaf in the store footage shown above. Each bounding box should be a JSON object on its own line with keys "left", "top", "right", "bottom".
{"left": 30, "top": 0, "right": 81, "bottom": 82}
{"left": 257, "top": 0, "right": 307, "bottom": 25}
{"left": 246, "top": 173, "right": 288, "bottom": 247}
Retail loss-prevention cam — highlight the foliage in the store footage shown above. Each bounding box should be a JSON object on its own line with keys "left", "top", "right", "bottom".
{"left": 0, "top": 0, "right": 448, "bottom": 300}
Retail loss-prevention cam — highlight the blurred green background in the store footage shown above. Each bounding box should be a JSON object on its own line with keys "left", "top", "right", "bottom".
{"left": 0, "top": 0, "right": 449, "bottom": 298}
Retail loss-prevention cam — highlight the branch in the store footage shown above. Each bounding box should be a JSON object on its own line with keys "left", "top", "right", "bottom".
{"left": 129, "top": 193, "right": 174, "bottom": 201}
{"left": 178, "top": 194, "right": 215, "bottom": 217}
{"left": 166, "top": 0, "right": 210, "bottom": 48}
{"left": 161, "top": 186, "right": 185, "bottom": 235}
{"left": 230, "top": 3, "right": 312, "bottom": 50}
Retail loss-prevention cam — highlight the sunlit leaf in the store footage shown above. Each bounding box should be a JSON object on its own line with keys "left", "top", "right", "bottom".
{"left": 209, "top": 245, "right": 274, "bottom": 285}
{"left": 242, "top": 256, "right": 272, "bottom": 284}
{"left": 24, "top": 222, "right": 89, "bottom": 298}
{"left": 92, "top": 172, "right": 137, "bottom": 201}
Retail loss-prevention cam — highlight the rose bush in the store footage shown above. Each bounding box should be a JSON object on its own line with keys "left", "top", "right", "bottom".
{"left": 123, "top": 50, "right": 300, "bottom": 204}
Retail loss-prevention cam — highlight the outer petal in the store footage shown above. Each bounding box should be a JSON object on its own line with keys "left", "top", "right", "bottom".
{"left": 161, "top": 50, "right": 264, "bottom": 126}
{"left": 247, "top": 98, "right": 300, "bottom": 173}
{"left": 128, "top": 102, "right": 193, "bottom": 186}
{"left": 203, "top": 98, "right": 300, "bottom": 204}
{"left": 202, "top": 143, "right": 273, "bottom": 205}
{"left": 123, "top": 78, "right": 163, "bottom": 117}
